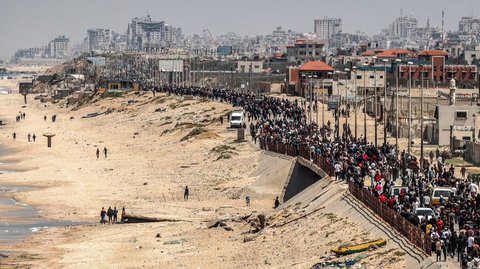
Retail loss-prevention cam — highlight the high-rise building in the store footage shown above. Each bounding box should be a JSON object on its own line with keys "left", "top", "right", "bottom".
{"left": 388, "top": 16, "right": 418, "bottom": 39}
{"left": 459, "top": 17, "right": 480, "bottom": 34}
{"left": 87, "top": 29, "right": 112, "bottom": 51}
{"left": 127, "top": 15, "right": 165, "bottom": 51}
{"left": 314, "top": 17, "right": 342, "bottom": 40}
{"left": 48, "top": 35, "right": 70, "bottom": 58}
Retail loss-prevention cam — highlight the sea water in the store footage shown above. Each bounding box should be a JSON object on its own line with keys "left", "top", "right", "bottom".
{"left": 0, "top": 148, "right": 86, "bottom": 244}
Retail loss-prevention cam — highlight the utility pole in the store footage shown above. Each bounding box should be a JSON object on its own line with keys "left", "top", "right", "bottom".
{"left": 395, "top": 59, "right": 401, "bottom": 156}
{"left": 345, "top": 68, "right": 350, "bottom": 139}
{"left": 383, "top": 59, "right": 388, "bottom": 146}
{"left": 373, "top": 56, "right": 378, "bottom": 147}
{"left": 363, "top": 65, "right": 368, "bottom": 143}
{"left": 420, "top": 79, "right": 424, "bottom": 169}
{"left": 408, "top": 61, "right": 413, "bottom": 155}
{"left": 353, "top": 67, "right": 358, "bottom": 140}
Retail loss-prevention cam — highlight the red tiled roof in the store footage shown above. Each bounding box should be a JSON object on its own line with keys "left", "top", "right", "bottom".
{"left": 375, "top": 49, "right": 413, "bottom": 58}
{"left": 299, "top": 61, "right": 334, "bottom": 72}
{"left": 361, "top": 51, "right": 376, "bottom": 56}
{"left": 418, "top": 50, "right": 449, "bottom": 56}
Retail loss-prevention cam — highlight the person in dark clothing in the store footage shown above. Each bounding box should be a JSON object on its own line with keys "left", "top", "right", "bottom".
{"left": 274, "top": 196, "right": 280, "bottom": 209}
{"left": 103, "top": 147, "right": 108, "bottom": 158}
{"left": 44, "top": 115, "right": 47, "bottom": 122}
{"left": 184, "top": 186, "right": 189, "bottom": 201}
{"left": 27, "top": 133, "right": 31, "bottom": 142}
{"left": 113, "top": 207, "right": 118, "bottom": 223}
{"left": 12, "top": 132, "right": 16, "bottom": 140}
{"left": 107, "top": 206, "right": 113, "bottom": 224}
{"left": 32, "top": 134, "right": 36, "bottom": 142}
{"left": 100, "top": 207, "right": 106, "bottom": 224}
{"left": 96, "top": 148, "right": 100, "bottom": 159}
{"left": 121, "top": 207, "right": 126, "bottom": 223}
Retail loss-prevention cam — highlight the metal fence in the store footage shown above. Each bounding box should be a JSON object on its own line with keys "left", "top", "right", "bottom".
{"left": 348, "top": 182, "right": 432, "bottom": 255}
{"left": 259, "top": 139, "right": 431, "bottom": 255}
{"left": 260, "top": 140, "right": 334, "bottom": 176}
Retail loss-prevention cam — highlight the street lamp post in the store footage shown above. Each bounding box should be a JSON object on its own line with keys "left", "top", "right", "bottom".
{"left": 372, "top": 56, "right": 378, "bottom": 148}
{"left": 314, "top": 75, "right": 318, "bottom": 124}
{"left": 407, "top": 61, "right": 413, "bottom": 155}
{"left": 363, "top": 63, "right": 368, "bottom": 143}
{"left": 322, "top": 73, "right": 331, "bottom": 127}
{"left": 308, "top": 75, "right": 313, "bottom": 124}
{"left": 420, "top": 69, "right": 425, "bottom": 169}
{"left": 353, "top": 66, "right": 358, "bottom": 141}
{"left": 395, "top": 59, "right": 401, "bottom": 155}
{"left": 344, "top": 68, "right": 350, "bottom": 140}
{"left": 383, "top": 59, "right": 388, "bottom": 146}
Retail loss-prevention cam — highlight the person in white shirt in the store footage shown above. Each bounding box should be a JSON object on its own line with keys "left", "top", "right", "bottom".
{"left": 334, "top": 163, "right": 341, "bottom": 181}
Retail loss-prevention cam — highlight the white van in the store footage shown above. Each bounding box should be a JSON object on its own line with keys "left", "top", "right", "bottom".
{"left": 230, "top": 111, "right": 244, "bottom": 128}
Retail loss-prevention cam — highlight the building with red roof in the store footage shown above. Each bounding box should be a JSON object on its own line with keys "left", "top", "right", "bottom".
{"left": 287, "top": 61, "right": 335, "bottom": 97}
{"left": 375, "top": 49, "right": 414, "bottom": 59}
{"left": 397, "top": 49, "right": 478, "bottom": 84}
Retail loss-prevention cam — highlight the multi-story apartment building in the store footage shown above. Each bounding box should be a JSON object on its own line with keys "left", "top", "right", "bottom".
{"left": 387, "top": 16, "right": 418, "bottom": 39}
{"left": 87, "top": 29, "right": 112, "bottom": 51}
{"left": 286, "top": 38, "right": 325, "bottom": 64}
{"left": 48, "top": 35, "right": 70, "bottom": 58}
{"left": 127, "top": 15, "right": 165, "bottom": 51}
{"left": 459, "top": 16, "right": 480, "bottom": 34}
{"left": 314, "top": 17, "right": 342, "bottom": 41}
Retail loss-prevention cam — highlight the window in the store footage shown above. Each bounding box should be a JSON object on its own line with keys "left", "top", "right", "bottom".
{"left": 455, "top": 111, "right": 468, "bottom": 119}
{"left": 356, "top": 75, "right": 362, "bottom": 79}
{"left": 379, "top": 75, "right": 384, "bottom": 79}
{"left": 434, "top": 66, "right": 437, "bottom": 72}
{"left": 369, "top": 76, "right": 374, "bottom": 79}
{"left": 254, "top": 65, "right": 260, "bottom": 68}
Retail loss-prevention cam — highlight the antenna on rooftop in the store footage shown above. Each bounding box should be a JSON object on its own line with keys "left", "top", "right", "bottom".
{"left": 441, "top": 10, "right": 445, "bottom": 47}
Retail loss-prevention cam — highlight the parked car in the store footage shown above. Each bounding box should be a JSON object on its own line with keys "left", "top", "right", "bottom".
{"left": 431, "top": 187, "right": 453, "bottom": 206}
{"left": 389, "top": 186, "right": 409, "bottom": 199}
{"left": 414, "top": 207, "right": 434, "bottom": 222}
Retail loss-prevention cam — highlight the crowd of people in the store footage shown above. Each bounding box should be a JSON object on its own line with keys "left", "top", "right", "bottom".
{"left": 100, "top": 206, "right": 124, "bottom": 224}
{"left": 154, "top": 85, "right": 480, "bottom": 267}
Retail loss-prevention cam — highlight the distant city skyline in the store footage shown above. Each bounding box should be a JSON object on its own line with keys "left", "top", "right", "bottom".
{"left": 1, "top": 0, "right": 479, "bottom": 59}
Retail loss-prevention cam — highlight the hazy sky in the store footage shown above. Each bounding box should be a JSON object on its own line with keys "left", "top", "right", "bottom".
{"left": 1, "top": 0, "right": 479, "bottom": 59}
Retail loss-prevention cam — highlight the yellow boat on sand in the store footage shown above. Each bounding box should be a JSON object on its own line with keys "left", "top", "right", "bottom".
{"left": 331, "top": 239, "right": 387, "bottom": 255}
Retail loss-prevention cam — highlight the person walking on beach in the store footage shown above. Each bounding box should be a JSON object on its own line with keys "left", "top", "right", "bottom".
{"left": 96, "top": 148, "right": 100, "bottom": 159}
{"left": 113, "top": 207, "right": 118, "bottom": 223}
{"left": 184, "top": 186, "right": 189, "bottom": 201}
{"left": 246, "top": 195, "right": 251, "bottom": 207}
{"left": 12, "top": 132, "right": 16, "bottom": 140}
{"left": 32, "top": 134, "right": 36, "bottom": 142}
{"left": 107, "top": 206, "right": 113, "bottom": 224}
{"left": 44, "top": 115, "right": 47, "bottom": 122}
{"left": 274, "top": 196, "right": 280, "bottom": 209}
{"left": 100, "top": 207, "right": 106, "bottom": 224}
{"left": 103, "top": 147, "right": 108, "bottom": 158}
{"left": 27, "top": 133, "right": 31, "bottom": 142}
{"left": 121, "top": 207, "right": 126, "bottom": 223}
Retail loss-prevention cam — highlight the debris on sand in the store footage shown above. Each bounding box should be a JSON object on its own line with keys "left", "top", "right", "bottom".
{"left": 180, "top": 127, "right": 206, "bottom": 141}
{"left": 163, "top": 239, "right": 187, "bottom": 245}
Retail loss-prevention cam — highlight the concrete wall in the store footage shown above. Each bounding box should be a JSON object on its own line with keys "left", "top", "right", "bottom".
{"left": 436, "top": 105, "right": 479, "bottom": 145}
{"left": 466, "top": 141, "right": 480, "bottom": 165}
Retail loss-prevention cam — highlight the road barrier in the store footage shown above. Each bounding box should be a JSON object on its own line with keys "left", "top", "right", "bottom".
{"left": 348, "top": 182, "right": 432, "bottom": 255}
{"left": 259, "top": 139, "right": 431, "bottom": 255}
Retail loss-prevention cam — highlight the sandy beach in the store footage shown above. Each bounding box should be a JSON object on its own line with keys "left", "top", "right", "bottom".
{"left": 0, "top": 75, "right": 416, "bottom": 268}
